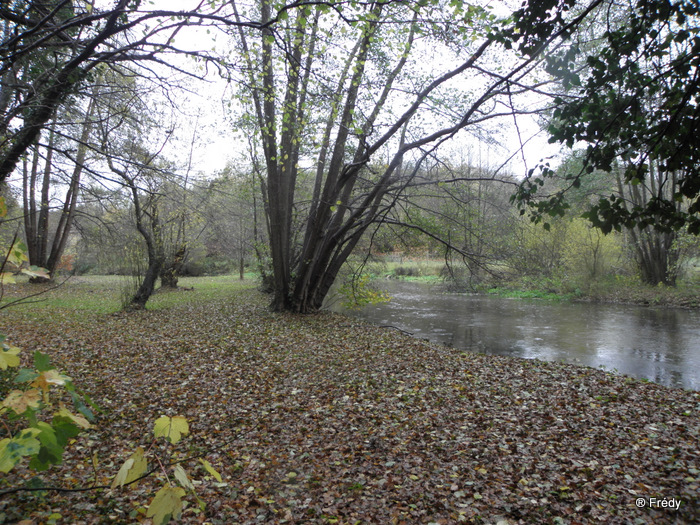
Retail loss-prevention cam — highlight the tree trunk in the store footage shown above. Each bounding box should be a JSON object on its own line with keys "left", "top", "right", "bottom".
{"left": 160, "top": 244, "right": 186, "bottom": 288}
{"left": 129, "top": 257, "right": 163, "bottom": 310}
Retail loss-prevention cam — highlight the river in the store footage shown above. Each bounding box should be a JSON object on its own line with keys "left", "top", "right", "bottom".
{"left": 331, "top": 280, "right": 700, "bottom": 390}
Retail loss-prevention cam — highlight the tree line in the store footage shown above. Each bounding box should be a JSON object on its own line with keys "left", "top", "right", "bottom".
{"left": 1, "top": 0, "right": 699, "bottom": 312}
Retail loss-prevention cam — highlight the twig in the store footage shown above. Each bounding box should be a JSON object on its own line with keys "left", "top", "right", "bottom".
{"left": 0, "top": 274, "right": 73, "bottom": 311}
{"left": 379, "top": 324, "right": 413, "bottom": 336}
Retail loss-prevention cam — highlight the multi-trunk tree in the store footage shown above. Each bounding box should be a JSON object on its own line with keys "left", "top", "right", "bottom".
{"left": 232, "top": 0, "right": 564, "bottom": 312}
{"left": 20, "top": 87, "right": 99, "bottom": 281}
{"left": 230, "top": 0, "right": 600, "bottom": 312}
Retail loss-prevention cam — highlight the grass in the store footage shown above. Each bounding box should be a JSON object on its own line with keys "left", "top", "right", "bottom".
{"left": 0, "top": 273, "right": 256, "bottom": 314}
{"left": 362, "top": 258, "right": 448, "bottom": 283}
{"left": 485, "top": 287, "right": 578, "bottom": 301}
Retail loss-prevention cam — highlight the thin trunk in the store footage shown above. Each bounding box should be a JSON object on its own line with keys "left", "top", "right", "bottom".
{"left": 23, "top": 141, "right": 40, "bottom": 263}
{"left": 129, "top": 189, "right": 163, "bottom": 309}
{"left": 36, "top": 123, "right": 56, "bottom": 266}
{"left": 47, "top": 96, "right": 96, "bottom": 277}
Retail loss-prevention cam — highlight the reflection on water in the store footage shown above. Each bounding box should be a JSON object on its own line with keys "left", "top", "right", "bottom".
{"left": 332, "top": 281, "right": 700, "bottom": 390}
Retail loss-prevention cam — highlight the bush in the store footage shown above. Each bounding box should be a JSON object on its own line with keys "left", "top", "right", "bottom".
{"left": 393, "top": 266, "right": 419, "bottom": 277}
{"left": 181, "top": 255, "right": 237, "bottom": 276}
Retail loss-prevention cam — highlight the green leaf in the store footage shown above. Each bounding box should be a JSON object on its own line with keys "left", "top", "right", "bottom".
{"left": 111, "top": 446, "right": 148, "bottom": 488}
{"left": 7, "top": 241, "right": 28, "bottom": 266}
{"left": 146, "top": 485, "right": 186, "bottom": 525}
{"left": 153, "top": 416, "right": 189, "bottom": 444}
{"left": 173, "top": 464, "right": 195, "bottom": 491}
{"left": 14, "top": 368, "right": 39, "bottom": 383}
{"left": 0, "top": 428, "right": 42, "bottom": 473}
{"left": 55, "top": 406, "right": 90, "bottom": 429}
{"left": 34, "top": 351, "right": 51, "bottom": 373}
{"left": 51, "top": 416, "right": 82, "bottom": 448}
{"left": 29, "top": 421, "right": 63, "bottom": 471}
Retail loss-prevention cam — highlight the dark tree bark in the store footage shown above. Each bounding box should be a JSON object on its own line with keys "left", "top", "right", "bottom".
{"left": 615, "top": 167, "right": 681, "bottom": 286}
{"left": 160, "top": 244, "right": 186, "bottom": 288}
{"left": 232, "top": 0, "right": 571, "bottom": 313}
{"left": 126, "top": 180, "right": 164, "bottom": 310}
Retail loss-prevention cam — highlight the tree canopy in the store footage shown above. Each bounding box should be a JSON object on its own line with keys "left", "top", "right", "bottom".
{"left": 513, "top": 0, "right": 700, "bottom": 235}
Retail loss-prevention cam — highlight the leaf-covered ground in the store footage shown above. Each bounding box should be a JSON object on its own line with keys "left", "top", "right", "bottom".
{"left": 1, "top": 278, "right": 699, "bottom": 524}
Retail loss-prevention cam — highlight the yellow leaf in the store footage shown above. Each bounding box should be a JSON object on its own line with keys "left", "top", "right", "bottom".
{"left": 32, "top": 370, "right": 71, "bottom": 393}
{"left": 2, "top": 389, "right": 41, "bottom": 414}
{"left": 199, "top": 458, "right": 223, "bottom": 482}
{"left": 111, "top": 447, "right": 147, "bottom": 489}
{"left": 153, "top": 416, "right": 189, "bottom": 444}
{"left": 173, "top": 464, "right": 195, "bottom": 491}
{"left": 21, "top": 266, "right": 50, "bottom": 279}
{"left": 56, "top": 406, "right": 91, "bottom": 429}
{"left": 43, "top": 369, "right": 72, "bottom": 385}
{"left": 0, "top": 346, "right": 21, "bottom": 370}
{"left": 146, "top": 484, "right": 186, "bottom": 525}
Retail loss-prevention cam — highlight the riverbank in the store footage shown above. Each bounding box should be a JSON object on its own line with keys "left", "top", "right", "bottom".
{"left": 361, "top": 257, "right": 700, "bottom": 309}
{"left": 483, "top": 278, "right": 700, "bottom": 309}
{"left": 1, "top": 277, "right": 699, "bottom": 523}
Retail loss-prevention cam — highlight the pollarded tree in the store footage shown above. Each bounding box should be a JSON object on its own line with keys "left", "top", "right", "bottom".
{"left": 92, "top": 66, "right": 177, "bottom": 309}
{"left": 230, "top": 0, "right": 602, "bottom": 312}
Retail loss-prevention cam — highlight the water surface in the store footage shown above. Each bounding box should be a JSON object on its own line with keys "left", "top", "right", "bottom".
{"left": 333, "top": 281, "right": 700, "bottom": 390}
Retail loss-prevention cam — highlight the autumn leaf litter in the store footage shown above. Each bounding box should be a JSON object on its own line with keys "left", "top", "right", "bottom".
{"left": 2, "top": 283, "right": 699, "bottom": 524}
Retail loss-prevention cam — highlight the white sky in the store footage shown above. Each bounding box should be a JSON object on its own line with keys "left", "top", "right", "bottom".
{"left": 144, "top": 0, "right": 562, "bottom": 179}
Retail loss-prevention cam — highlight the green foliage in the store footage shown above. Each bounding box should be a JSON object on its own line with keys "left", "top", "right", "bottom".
{"left": 110, "top": 415, "right": 220, "bottom": 525}
{"left": 513, "top": 0, "right": 700, "bottom": 234}
{"left": 0, "top": 342, "right": 95, "bottom": 474}
{"left": 505, "top": 212, "right": 628, "bottom": 291}
{"left": 338, "top": 274, "right": 390, "bottom": 310}
{"left": 560, "top": 218, "right": 623, "bottom": 280}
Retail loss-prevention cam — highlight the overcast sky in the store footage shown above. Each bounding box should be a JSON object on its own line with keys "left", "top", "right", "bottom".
{"left": 148, "top": 0, "right": 562, "bottom": 179}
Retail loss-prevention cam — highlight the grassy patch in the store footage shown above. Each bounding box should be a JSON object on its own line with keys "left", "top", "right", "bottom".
{"left": 486, "top": 287, "right": 577, "bottom": 301}
{"left": 0, "top": 274, "right": 257, "bottom": 314}
{"left": 366, "top": 258, "right": 446, "bottom": 282}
